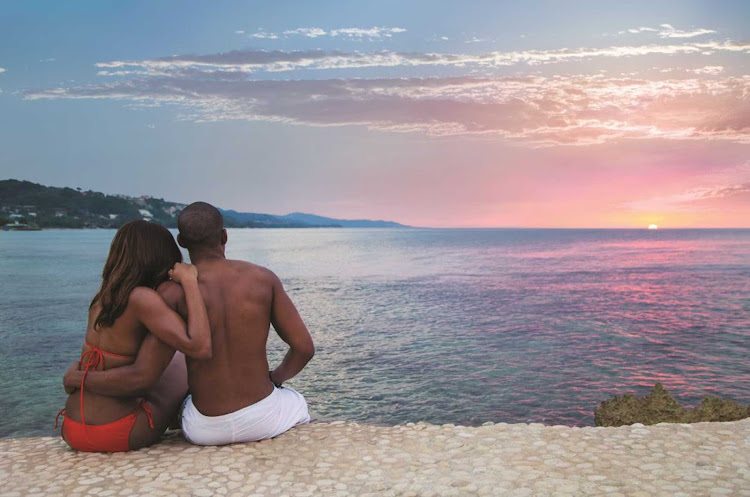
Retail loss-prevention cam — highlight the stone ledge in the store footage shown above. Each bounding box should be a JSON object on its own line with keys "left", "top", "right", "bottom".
{"left": 2, "top": 418, "right": 749, "bottom": 496}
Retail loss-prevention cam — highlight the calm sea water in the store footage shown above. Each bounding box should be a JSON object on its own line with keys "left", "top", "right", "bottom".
{"left": 0, "top": 228, "right": 748, "bottom": 438}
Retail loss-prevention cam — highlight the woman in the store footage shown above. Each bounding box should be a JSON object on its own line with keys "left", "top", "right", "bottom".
{"left": 56, "top": 220, "right": 211, "bottom": 452}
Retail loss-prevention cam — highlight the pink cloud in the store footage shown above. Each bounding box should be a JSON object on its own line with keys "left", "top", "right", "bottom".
{"left": 25, "top": 74, "right": 750, "bottom": 146}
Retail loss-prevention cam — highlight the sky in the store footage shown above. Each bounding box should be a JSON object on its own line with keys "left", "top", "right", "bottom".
{"left": 1, "top": 0, "right": 749, "bottom": 228}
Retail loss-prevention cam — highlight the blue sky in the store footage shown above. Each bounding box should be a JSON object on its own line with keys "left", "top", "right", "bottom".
{"left": 1, "top": 1, "right": 749, "bottom": 227}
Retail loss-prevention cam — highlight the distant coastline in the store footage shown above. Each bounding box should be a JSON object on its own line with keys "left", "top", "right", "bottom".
{"left": 0, "top": 179, "right": 409, "bottom": 230}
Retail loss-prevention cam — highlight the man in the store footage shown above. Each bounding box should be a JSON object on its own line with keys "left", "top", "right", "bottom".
{"left": 64, "top": 202, "right": 315, "bottom": 445}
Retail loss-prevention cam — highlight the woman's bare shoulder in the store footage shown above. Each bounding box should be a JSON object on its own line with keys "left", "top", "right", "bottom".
{"left": 128, "top": 286, "right": 163, "bottom": 309}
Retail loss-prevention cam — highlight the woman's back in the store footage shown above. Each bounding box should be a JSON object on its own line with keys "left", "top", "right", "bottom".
{"left": 64, "top": 299, "right": 149, "bottom": 424}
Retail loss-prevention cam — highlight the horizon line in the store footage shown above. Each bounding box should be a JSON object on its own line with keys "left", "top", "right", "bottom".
{"left": 3, "top": 178, "right": 748, "bottom": 231}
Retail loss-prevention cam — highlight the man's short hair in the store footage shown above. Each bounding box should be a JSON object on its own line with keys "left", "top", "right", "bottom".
{"left": 177, "top": 201, "right": 224, "bottom": 249}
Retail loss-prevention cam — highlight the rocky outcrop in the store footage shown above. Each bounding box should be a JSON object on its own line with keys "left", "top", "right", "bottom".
{"left": 595, "top": 383, "right": 750, "bottom": 427}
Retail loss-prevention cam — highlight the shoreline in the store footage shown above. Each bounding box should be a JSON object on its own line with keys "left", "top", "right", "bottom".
{"left": 3, "top": 418, "right": 748, "bottom": 496}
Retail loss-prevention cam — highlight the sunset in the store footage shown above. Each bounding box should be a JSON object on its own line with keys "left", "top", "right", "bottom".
{"left": 1, "top": 2, "right": 748, "bottom": 495}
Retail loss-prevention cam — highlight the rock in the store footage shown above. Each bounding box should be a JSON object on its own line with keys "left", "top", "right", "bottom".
{"left": 594, "top": 384, "right": 749, "bottom": 427}
{"left": 688, "top": 395, "right": 750, "bottom": 423}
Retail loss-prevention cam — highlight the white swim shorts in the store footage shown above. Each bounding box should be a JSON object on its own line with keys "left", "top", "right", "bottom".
{"left": 181, "top": 386, "right": 310, "bottom": 446}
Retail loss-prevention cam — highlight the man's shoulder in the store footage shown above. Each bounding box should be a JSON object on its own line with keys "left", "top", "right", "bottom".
{"left": 226, "top": 259, "right": 276, "bottom": 278}
{"left": 224, "top": 260, "right": 279, "bottom": 290}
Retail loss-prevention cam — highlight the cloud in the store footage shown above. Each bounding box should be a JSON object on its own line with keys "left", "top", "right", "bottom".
{"left": 690, "top": 65, "right": 724, "bottom": 75}
{"left": 244, "top": 26, "right": 407, "bottom": 41}
{"left": 247, "top": 31, "right": 279, "bottom": 40}
{"left": 24, "top": 68, "right": 750, "bottom": 146}
{"left": 618, "top": 24, "right": 716, "bottom": 39}
{"left": 89, "top": 41, "right": 750, "bottom": 77}
{"left": 330, "top": 27, "right": 406, "bottom": 39}
{"left": 625, "top": 162, "right": 750, "bottom": 212}
{"left": 283, "top": 27, "right": 327, "bottom": 38}
{"left": 619, "top": 27, "right": 660, "bottom": 35}
{"left": 0, "top": 67, "right": 5, "bottom": 73}
{"left": 657, "top": 24, "right": 717, "bottom": 39}
{"left": 626, "top": 184, "right": 750, "bottom": 211}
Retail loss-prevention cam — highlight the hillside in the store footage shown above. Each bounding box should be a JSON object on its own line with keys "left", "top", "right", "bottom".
{"left": 0, "top": 180, "right": 408, "bottom": 229}
{"left": 0, "top": 179, "right": 184, "bottom": 229}
{"left": 218, "top": 209, "right": 340, "bottom": 228}
{"left": 279, "top": 212, "right": 407, "bottom": 228}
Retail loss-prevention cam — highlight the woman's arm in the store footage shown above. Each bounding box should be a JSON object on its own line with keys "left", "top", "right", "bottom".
{"left": 130, "top": 262, "right": 212, "bottom": 359}
{"left": 64, "top": 334, "right": 176, "bottom": 397}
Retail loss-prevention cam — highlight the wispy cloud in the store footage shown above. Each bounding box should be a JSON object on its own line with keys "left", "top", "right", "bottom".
{"left": 625, "top": 163, "right": 750, "bottom": 212}
{"left": 24, "top": 69, "right": 750, "bottom": 146}
{"left": 690, "top": 65, "right": 724, "bottom": 75}
{"left": 658, "top": 24, "right": 717, "bottom": 39}
{"left": 247, "top": 30, "right": 279, "bottom": 40}
{"left": 283, "top": 27, "right": 327, "bottom": 38}
{"left": 626, "top": 184, "right": 750, "bottom": 211}
{"left": 330, "top": 27, "right": 406, "bottom": 39}
{"left": 0, "top": 67, "right": 5, "bottom": 74}
{"left": 626, "top": 183, "right": 750, "bottom": 213}
{"left": 619, "top": 27, "right": 659, "bottom": 35}
{"left": 618, "top": 24, "right": 717, "bottom": 39}
{"left": 90, "top": 41, "right": 750, "bottom": 77}
{"left": 243, "top": 26, "right": 406, "bottom": 41}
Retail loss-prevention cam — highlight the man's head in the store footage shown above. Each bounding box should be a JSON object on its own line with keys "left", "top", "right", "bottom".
{"left": 177, "top": 201, "right": 228, "bottom": 251}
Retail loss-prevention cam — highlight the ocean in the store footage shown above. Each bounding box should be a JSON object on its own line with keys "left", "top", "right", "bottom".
{"left": 0, "top": 228, "right": 748, "bottom": 438}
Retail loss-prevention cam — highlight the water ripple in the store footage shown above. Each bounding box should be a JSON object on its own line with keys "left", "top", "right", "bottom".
{"left": 0, "top": 228, "right": 748, "bottom": 437}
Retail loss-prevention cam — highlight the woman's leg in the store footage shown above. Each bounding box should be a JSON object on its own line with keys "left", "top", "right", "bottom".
{"left": 128, "top": 352, "right": 188, "bottom": 450}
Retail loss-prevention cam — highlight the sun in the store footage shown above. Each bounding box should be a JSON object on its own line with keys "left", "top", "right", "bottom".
{"left": 648, "top": 224, "right": 659, "bottom": 230}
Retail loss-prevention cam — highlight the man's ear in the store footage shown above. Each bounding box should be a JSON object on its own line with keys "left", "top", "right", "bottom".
{"left": 221, "top": 229, "right": 228, "bottom": 245}
{"left": 177, "top": 233, "right": 188, "bottom": 249}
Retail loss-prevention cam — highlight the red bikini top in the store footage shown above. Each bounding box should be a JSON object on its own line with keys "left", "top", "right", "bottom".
{"left": 77, "top": 341, "right": 136, "bottom": 428}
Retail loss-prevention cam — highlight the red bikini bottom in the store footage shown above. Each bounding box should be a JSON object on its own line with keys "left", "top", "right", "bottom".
{"left": 56, "top": 401, "right": 154, "bottom": 452}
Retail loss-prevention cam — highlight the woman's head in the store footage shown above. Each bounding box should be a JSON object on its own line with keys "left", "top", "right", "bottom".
{"left": 91, "top": 220, "right": 182, "bottom": 330}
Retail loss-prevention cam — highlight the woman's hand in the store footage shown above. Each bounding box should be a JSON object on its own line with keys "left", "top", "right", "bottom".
{"left": 168, "top": 262, "right": 198, "bottom": 285}
{"left": 63, "top": 361, "right": 82, "bottom": 394}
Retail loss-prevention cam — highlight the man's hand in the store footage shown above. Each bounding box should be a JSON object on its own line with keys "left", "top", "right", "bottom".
{"left": 63, "top": 361, "right": 82, "bottom": 394}
{"left": 168, "top": 262, "right": 198, "bottom": 284}
{"left": 269, "top": 370, "right": 283, "bottom": 388}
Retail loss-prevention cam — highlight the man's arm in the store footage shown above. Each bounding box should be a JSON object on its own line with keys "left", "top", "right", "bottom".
{"left": 64, "top": 333, "right": 177, "bottom": 397}
{"left": 268, "top": 271, "right": 315, "bottom": 386}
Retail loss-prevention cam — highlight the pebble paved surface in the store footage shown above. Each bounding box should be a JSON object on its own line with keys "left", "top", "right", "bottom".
{"left": 2, "top": 419, "right": 748, "bottom": 496}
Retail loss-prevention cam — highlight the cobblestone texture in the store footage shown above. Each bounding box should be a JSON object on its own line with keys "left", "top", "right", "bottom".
{"left": 1, "top": 419, "right": 748, "bottom": 496}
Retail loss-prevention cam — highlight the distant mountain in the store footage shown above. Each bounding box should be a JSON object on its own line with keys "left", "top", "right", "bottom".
{"left": 0, "top": 179, "right": 408, "bottom": 229}
{"left": 279, "top": 212, "right": 408, "bottom": 228}
{"left": 219, "top": 209, "right": 341, "bottom": 228}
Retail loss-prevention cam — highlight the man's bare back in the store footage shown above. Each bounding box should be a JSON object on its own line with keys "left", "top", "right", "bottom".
{"left": 162, "top": 258, "right": 307, "bottom": 416}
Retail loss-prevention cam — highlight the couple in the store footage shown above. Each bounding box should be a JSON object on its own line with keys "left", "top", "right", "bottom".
{"left": 57, "top": 202, "right": 315, "bottom": 452}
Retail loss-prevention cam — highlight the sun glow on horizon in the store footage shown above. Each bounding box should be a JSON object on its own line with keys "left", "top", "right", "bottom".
{"left": 648, "top": 224, "right": 659, "bottom": 230}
